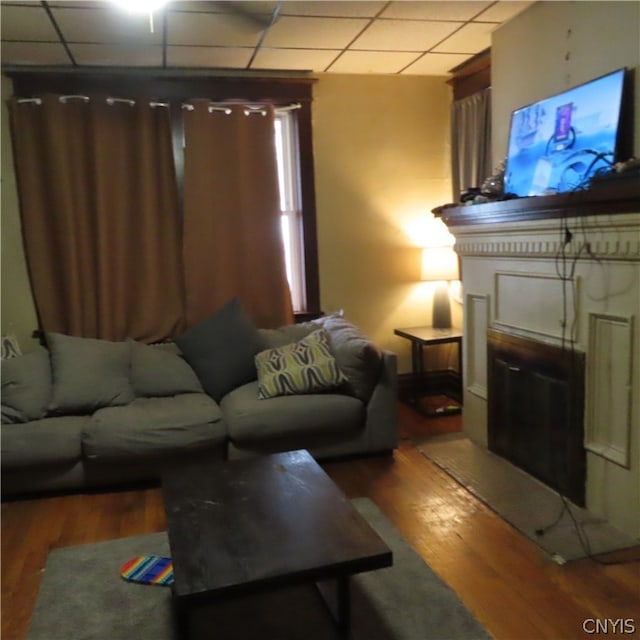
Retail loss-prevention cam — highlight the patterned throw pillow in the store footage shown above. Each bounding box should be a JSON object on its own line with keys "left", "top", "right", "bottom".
{"left": 255, "top": 329, "right": 347, "bottom": 399}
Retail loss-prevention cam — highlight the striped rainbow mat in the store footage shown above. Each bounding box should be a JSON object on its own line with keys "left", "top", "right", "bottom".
{"left": 120, "top": 555, "right": 174, "bottom": 586}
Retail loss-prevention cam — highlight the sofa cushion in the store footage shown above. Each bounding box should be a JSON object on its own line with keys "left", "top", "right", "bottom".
{"left": 83, "top": 394, "right": 226, "bottom": 460}
{"left": 130, "top": 341, "right": 202, "bottom": 397}
{"left": 175, "top": 298, "right": 264, "bottom": 402}
{"left": 1, "top": 416, "right": 86, "bottom": 468}
{"left": 313, "top": 316, "right": 382, "bottom": 402}
{"left": 221, "top": 381, "right": 365, "bottom": 446}
{"left": 1, "top": 349, "right": 51, "bottom": 423}
{"left": 255, "top": 329, "right": 347, "bottom": 399}
{"left": 258, "top": 324, "right": 315, "bottom": 350}
{"left": 47, "top": 333, "right": 135, "bottom": 414}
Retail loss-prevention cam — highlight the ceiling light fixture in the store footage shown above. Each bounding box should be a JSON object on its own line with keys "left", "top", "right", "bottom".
{"left": 110, "top": 0, "right": 168, "bottom": 33}
{"left": 111, "top": 0, "right": 168, "bottom": 13}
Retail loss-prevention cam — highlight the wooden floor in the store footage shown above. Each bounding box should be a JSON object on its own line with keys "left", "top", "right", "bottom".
{"left": 2, "top": 402, "right": 639, "bottom": 640}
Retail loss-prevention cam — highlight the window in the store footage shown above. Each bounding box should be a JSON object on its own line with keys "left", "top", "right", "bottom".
{"left": 274, "top": 110, "right": 306, "bottom": 313}
{"left": 9, "top": 72, "right": 321, "bottom": 318}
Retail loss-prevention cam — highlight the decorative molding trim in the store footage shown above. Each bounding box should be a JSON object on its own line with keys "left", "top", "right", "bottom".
{"left": 585, "top": 313, "right": 634, "bottom": 468}
{"left": 493, "top": 271, "right": 580, "bottom": 344}
{"left": 451, "top": 212, "right": 640, "bottom": 261}
{"left": 465, "top": 293, "right": 489, "bottom": 400}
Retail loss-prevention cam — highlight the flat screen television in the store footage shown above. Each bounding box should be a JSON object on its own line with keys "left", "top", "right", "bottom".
{"left": 503, "top": 68, "right": 626, "bottom": 197}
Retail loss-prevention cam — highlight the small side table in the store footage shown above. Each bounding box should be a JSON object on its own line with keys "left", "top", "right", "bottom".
{"left": 394, "top": 326, "right": 463, "bottom": 416}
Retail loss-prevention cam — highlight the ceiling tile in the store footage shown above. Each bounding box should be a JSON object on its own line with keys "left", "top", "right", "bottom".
{"left": 381, "top": 1, "right": 493, "bottom": 22}
{"left": 262, "top": 16, "right": 369, "bottom": 48}
{"left": 52, "top": 7, "right": 162, "bottom": 44}
{"left": 432, "top": 22, "right": 495, "bottom": 54}
{"left": 251, "top": 47, "right": 339, "bottom": 71}
{"left": 0, "top": 5, "right": 59, "bottom": 42}
{"left": 0, "top": 0, "right": 533, "bottom": 76}
{"left": 475, "top": 1, "right": 534, "bottom": 22}
{"left": 1, "top": 41, "right": 71, "bottom": 66}
{"left": 48, "top": 2, "right": 112, "bottom": 8}
{"left": 329, "top": 50, "right": 422, "bottom": 74}
{"left": 169, "top": 1, "right": 278, "bottom": 15}
{"left": 166, "top": 45, "right": 253, "bottom": 68}
{"left": 279, "top": 2, "right": 386, "bottom": 18}
{"left": 69, "top": 43, "right": 163, "bottom": 66}
{"left": 401, "top": 52, "right": 469, "bottom": 76}
{"left": 352, "top": 18, "right": 462, "bottom": 51}
{"left": 168, "top": 10, "right": 263, "bottom": 46}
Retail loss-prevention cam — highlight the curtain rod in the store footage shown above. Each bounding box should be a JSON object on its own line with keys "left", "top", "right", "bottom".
{"left": 16, "top": 95, "right": 170, "bottom": 107}
{"left": 16, "top": 96, "right": 301, "bottom": 113}
{"left": 181, "top": 101, "right": 301, "bottom": 115}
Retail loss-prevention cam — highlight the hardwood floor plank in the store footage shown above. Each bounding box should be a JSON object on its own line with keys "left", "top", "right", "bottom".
{"left": 2, "top": 405, "right": 638, "bottom": 640}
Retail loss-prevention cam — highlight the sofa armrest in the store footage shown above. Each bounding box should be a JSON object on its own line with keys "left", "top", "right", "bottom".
{"left": 364, "top": 350, "right": 398, "bottom": 452}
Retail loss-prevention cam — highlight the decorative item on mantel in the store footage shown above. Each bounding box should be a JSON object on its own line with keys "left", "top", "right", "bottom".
{"left": 421, "top": 246, "right": 460, "bottom": 329}
{"left": 455, "top": 159, "right": 514, "bottom": 209}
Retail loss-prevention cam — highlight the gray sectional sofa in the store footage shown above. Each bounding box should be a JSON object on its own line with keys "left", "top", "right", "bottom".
{"left": 1, "top": 310, "right": 397, "bottom": 497}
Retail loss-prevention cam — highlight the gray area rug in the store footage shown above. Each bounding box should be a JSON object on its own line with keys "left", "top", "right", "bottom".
{"left": 28, "top": 497, "right": 491, "bottom": 640}
{"left": 419, "top": 435, "right": 639, "bottom": 562}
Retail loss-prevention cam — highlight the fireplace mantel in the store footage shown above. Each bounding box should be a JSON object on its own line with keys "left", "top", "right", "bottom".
{"left": 440, "top": 188, "right": 640, "bottom": 539}
{"left": 433, "top": 180, "right": 640, "bottom": 227}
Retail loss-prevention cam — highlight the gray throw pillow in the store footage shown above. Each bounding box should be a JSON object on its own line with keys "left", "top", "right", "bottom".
{"left": 130, "top": 340, "right": 203, "bottom": 397}
{"left": 311, "top": 316, "right": 382, "bottom": 402}
{"left": 258, "top": 323, "right": 316, "bottom": 350}
{"left": 1, "top": 349, "right": 52, "bottom": 423}
{"left": 175, "top": 297, "right": 264, "bottom": 402}
{"left": 47, "top": 333, "right": 135, "bottom": 414}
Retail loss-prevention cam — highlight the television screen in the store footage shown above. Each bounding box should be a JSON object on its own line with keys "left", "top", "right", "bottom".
{"left": 504, "top": 68, "right": 626, "bottom": 197}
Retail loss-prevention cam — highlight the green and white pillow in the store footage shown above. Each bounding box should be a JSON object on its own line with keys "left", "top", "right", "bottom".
{"left": 255, "top": 329, "right": 347, "bottom": 399}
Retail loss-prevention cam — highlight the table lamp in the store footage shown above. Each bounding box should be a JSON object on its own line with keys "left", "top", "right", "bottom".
{"left": 421, "top": 246, "right": 459, "bottom": 329}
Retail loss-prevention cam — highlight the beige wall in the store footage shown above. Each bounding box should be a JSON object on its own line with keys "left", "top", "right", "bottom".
{"left": 312, "top": 74, "right": 458, "bottom": 373}
{"left": 492, "top": 1, "right": 640, "bottom": 166}
{"left": 1, "top": 72, "right": 456, "bottom": 371}
{"left": 1, "top": 74, "right": 39, "bottom": 353}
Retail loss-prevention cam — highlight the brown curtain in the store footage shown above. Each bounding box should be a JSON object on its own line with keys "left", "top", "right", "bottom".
{"left": 9, "top": 95, "right": 185, "bottom": 342}
{"left": 182, "top": 102, "right": 293, "bottom": 329}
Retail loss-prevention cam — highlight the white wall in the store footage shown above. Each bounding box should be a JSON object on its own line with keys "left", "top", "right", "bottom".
{"left": 492, "top": 1, "right": 640, "bottom": 166}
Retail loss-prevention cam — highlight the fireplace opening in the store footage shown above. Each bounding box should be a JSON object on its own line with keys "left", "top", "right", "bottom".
{"left": 487, "top": 328, "right": 586, "bottom": 506}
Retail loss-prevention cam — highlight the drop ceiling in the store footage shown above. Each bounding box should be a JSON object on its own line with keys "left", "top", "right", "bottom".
{"left": 1, "top": 1, "right": 534, "bottom": 76}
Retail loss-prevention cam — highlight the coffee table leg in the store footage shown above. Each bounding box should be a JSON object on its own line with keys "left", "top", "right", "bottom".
{"left": 336, "top": 575, "right": 351, "bottom": 638}
{"left": 172, "top": 596, "right": 190, "bottom": 640}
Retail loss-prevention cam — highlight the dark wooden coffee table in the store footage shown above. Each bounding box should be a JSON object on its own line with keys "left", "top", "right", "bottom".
{"left": 162, "top": 449, "right": 392, "bottom": 638}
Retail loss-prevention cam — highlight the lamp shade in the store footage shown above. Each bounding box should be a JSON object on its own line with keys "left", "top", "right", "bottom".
{"left": 421, "top": 246, "right": 459, "bottom": 282}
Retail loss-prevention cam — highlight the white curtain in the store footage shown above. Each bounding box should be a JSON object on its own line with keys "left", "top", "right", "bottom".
{"left": 450, "top": 87, "right": 492, "bottom": 202}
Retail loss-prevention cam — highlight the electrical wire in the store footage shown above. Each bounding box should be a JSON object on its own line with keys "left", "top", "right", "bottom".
{"left": 542, "top": 212, "right": 638, "bottom": 566}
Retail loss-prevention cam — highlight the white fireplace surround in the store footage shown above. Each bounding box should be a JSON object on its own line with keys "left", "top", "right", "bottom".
{"left": 451, "top": 210, "right": 640, "bottom": 539}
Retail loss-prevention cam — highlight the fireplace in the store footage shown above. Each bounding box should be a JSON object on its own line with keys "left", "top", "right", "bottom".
{"left": 487, "top": 328, "right": 586, "bottom": 505}
{"left": 436, "top": 187, "right": 639, "bottom": 537}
